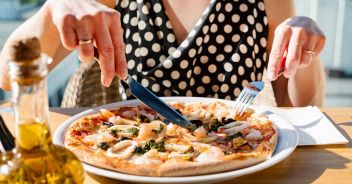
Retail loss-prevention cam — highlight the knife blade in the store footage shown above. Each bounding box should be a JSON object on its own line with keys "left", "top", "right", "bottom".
{"left": 125, "top": 75, "right": 196, "bottom": 130}
{"left": 93, "top": 48, "right": 196, "bottom": 130}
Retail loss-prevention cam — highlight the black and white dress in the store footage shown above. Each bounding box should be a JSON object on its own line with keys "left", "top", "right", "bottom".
{"left": 115, "top": 0, "right": 268, "bottom": 100}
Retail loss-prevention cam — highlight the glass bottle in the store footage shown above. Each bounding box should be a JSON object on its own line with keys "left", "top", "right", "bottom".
{"left": 2, "top": 37, "right": 84, "bottom": 183}
{"left": 0, "top": 150, "right": 14, "bottom": 184}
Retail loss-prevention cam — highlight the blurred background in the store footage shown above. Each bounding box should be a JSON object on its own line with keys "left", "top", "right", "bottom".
{"left": 0, "top": 0, "right": 351, "bottom": 107}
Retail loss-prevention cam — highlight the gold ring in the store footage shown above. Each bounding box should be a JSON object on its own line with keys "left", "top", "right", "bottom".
{"left": 303, "top": 49, "right": 315, "bottom": 55}
{"left": 78, "top": 39, "right": 93, "bottom": 45}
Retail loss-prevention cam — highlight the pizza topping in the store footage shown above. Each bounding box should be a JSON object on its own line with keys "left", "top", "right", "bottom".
{"left": 134, "top": 139, "right": 165, "bottom": 156}
{"left": 152, "top": 123, "right": 164, "bottom": 134}
{"left": 83, "top": 132, "right": 116, "bottom": 144}
{"left": 100, "top": 109, "right": 115, "bottom": 118}
{"left": 135, "top": 114, "right": 150, "bottom": 124}
{"left": 96, "top": 142, "right": 110, "bottom": 150}
{"left": 218, "top": 121, "right": 249, "bottom": 136}
{"left": 245, "top": 129, "right": 263, "bottom": 141}
{"left": 199, "top": 136, "right": 218, "bottom": 143}
{"left": 190, "top": 120, "right": 203, "bottom": 127}
{"left": 106, "top": 140, "right": 137, "bottom": 159}
{"left": 208, "top": 119, "right": 225, "bottom": 132}
{"left": 164, "top": 143, "right": 193, "bottom": 153}
{"left": 262, "top": 127, "right": 276, "bottom": 141}
{"left": 138, "top": 121, "right": 166, "bottom": 140}
{"left": 102, "top": 121, "right": 114, "bottom": 127}
{"left": 195, "top": 146, "right": 225, "bottom": 162}
{"left": 168, "top": 152, "right": 196, "bottom": 161}
{"left": 193, "top": 126, "right": 207, "bottom": 138}
{"left": 108, "top": 125, "right": 140, "bottom": 138}
{"left": 225, "top": 132, "right": 242, "bottom": 141}
{"left": 232, "top": 137, "right": 247, "bottom": 149}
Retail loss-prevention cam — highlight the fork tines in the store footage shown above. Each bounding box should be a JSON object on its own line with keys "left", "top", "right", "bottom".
{"left": 233, "top": 81, "right": 264, "bottom": 116}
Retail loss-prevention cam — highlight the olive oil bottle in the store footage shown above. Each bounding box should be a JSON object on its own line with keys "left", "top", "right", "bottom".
{"left": 0, "top": 37, "right": 84, "bottom": 183}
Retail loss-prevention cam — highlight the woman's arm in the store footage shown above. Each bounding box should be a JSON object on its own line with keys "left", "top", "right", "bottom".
{"left": 0, "top": 0, "right": 127, "bottom": 91}
{"left": 0, "top": 3, "right": 64, "bottom": 90}
{"left": 264, "top": 0, "right": 326, "bottom": 107}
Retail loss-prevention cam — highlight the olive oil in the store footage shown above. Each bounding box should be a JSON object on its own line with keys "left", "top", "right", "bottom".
{"left": 0, "top": 37, "right": 84, "bottom": 183}
{"left": 0, "top": 150, "right": 14, "bottom": 183}
{"left": 6, "top": 122, "right": 84, "bottom": 184}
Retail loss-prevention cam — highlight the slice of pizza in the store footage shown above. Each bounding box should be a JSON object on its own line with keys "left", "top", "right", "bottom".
{"left": 64, "top": 101, "right": 278, "bottom": 176}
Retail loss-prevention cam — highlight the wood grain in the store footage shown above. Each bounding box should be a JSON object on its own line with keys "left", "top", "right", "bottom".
{"left": 1, "top": 108, "right": 351, "bottom": 184}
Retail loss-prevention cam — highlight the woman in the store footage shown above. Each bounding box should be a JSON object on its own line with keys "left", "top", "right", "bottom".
{"left": 0, "top": 0, "right": 326, "bottom": 107}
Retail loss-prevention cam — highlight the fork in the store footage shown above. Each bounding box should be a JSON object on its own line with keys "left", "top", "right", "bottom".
{"left": 233, "top": 81, "right": 264, "bottom": 116}
{"left": 0, "top": 114, "right": 15, "bottom": 152}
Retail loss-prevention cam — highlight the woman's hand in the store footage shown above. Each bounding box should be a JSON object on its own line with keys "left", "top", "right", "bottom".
{"left": 47, "top": 0, "right": 127, "bottom": 86}
{"left": 267, "top": 16, "right": 325, "bottom": 81}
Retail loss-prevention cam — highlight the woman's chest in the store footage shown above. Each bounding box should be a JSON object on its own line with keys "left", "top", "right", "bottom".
{"left": 162, "top": 0, "right": 210, "bottom": 43}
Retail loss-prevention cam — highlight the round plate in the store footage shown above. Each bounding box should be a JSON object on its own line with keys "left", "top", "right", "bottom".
{"left": 53, "top": 97, "right": 298, "bottom": 184}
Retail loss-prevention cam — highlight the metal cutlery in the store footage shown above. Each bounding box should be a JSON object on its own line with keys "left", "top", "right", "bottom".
{"left": 0, "top": 114, "right": 15, "bottom": 152}
{"left": 233, "top": 81, "right": 264, "bottom": 116}
{"left": 93, "top": 48, "right": 196, "bottom": 130}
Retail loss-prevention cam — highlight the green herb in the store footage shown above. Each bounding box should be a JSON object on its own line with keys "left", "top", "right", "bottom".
{"left": 134, "top": 139, "right": 166, "bottom": 155}
{"left": 134, "top": 147, "right": 145, "bottom": 156}
{"left": 109, "top": 129, "right": 119, "bottom": 136}
{"left": 143, "top": 140, "right": 165, "bottom": 152}
{"left": 208, "top": 119, "right": 224, "bottom": 132}
{"left": 109, "top": 127, "right": 139, "bottom": 136}
{"left": 126, "top": 127, "right": 139, "bottom": 136}
{"left": 96, "top": 142, "right": 109, "bottom": 150}
{"left": 152, "top": 124, "right": 164, "bottom": 134}
{"left": 135, "top": 115, "right": 149, "bottom": 123}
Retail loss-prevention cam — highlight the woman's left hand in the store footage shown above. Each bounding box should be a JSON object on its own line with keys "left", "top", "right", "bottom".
{"left": 267, "top": 16, "right": 326, "bottom": 81}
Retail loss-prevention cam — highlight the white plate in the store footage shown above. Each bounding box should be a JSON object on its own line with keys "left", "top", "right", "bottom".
{"left": 53, "top": 97, "right": 298, "bottom": 184}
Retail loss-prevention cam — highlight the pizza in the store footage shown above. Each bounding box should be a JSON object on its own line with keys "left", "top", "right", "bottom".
{"left": 64, "top": 101, "right": 278, "bottom": 176}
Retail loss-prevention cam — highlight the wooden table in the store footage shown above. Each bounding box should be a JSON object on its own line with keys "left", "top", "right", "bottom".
{"left": 2, "top": 108, "right": 352, "bottom": 184}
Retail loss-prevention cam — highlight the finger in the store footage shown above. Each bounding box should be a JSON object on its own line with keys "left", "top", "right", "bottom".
{"left": 94, "top": 22, "right": 115, "bottom": 87}
{"left": 56, "top": 15, "right": 78, "bottom": 50}
{"left": 312, "top": 34, "right": 326, "bottom": 57}
{"left": 300, "top": 46, "right": 316, "bottom": 68}
{"left": 109, "top": 12, "right": 128, "bottom": 80}
{"left": 76, "top": 20, "right": 94, "bottom": 62}
{"left": 267, "top": 27, "right": 292, "bottom": 81}
{"left": 299, "top": 33, "right": 317, "bottom": 67}
{"left": 284, "top": 29, "right": 303, "bottom": 78}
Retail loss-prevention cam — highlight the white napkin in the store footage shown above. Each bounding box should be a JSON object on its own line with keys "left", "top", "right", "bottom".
{"left": 265, "top": 106, "right": 349, "bottom": 146}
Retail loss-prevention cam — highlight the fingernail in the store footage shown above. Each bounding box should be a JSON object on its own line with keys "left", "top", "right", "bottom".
{"left": 102, "top": 76, "right": 112, "bottom": 87}
{"left": 267, "top": 71, "right": 276, "bottom": 81}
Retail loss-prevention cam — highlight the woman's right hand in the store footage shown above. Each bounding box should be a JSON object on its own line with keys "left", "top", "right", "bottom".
{"left": 47, "top": 0, "right": 127, "bottom": 86}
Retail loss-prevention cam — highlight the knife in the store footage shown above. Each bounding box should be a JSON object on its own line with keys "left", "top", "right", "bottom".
{"left": 93, "top": 48, "right": 196, "bottom": 130}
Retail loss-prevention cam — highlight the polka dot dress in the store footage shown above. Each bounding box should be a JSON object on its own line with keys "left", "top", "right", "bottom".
{"left": 116, "top": 0, "right": 268, "bottom": 100}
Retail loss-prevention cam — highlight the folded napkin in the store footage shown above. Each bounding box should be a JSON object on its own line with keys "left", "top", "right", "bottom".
{"left": 265, "top": 106, "right": 349, "bottom": 146}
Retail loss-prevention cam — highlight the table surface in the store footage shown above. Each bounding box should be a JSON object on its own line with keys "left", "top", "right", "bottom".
{"left": 2, "top": 107, "right": 352, "bottom": 184}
